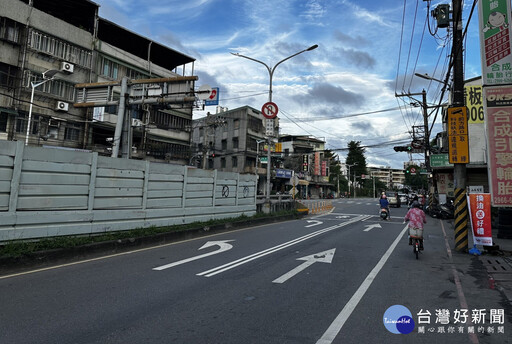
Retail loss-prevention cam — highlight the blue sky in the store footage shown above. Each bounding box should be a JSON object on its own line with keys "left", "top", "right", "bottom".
{"left": 93, "top": 0, "right": 483, "bottom": 169}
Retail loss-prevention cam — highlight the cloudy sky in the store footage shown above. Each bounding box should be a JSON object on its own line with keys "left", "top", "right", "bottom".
{"left": 92, "top": 0, "right": 483, "bottom": 169}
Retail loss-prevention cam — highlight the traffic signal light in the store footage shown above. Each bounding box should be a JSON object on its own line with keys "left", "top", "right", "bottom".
{"left": 393, "top": 146, "right": 412, "bottom": 152}
{"left": 433, "top": 4, "right": 450, "bottom": 28}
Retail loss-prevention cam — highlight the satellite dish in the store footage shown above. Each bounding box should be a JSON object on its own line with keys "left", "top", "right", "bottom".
{"left": 197, "top": 84, "right": 212, "bottom": 100}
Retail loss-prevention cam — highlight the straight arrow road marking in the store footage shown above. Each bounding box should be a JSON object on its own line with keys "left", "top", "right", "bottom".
{"left": 306, "top": 220, "right": 323, "bottom": 227}
{"left": 363, "top": 223, "right": 382, "bottom": 232}
{"left": 153, "top": 240, "right": 234, "bottom": 271}
{"left": 197, "top": 215, "right": 371, "bottom": 278}
{"left": 272, "top": 249, "right": 336, "bottom": 284}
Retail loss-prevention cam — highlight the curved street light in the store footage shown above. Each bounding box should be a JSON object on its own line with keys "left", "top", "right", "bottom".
{"left": 231, "top": 44, "right": 318, "bottom": 206}
{"left": 25, "top": 69, "right": 61, "bottom": 146}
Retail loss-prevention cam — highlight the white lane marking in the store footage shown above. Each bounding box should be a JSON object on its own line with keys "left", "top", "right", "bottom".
{"left": 316, "top": 224, "right": 409, "bottom": 344}
{"left": 272, "top": 248, "right": 336, "bottom": 284}
{"left": 363, "top": 223, "right": 382, "bottom": 232}
{"left": 197, "top": 216, "right": 371, "bottom": 278}
{"left": 306, "top": 220, "right": 323, "bottom": 228}
{"left": 153, "top": 240, "right": 234, "bottom": 271}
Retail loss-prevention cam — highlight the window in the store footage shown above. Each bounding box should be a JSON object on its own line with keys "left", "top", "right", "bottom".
{"left": 0, "top": 17, "right": 21, "bottom": 43}
{"left": 221, "top": 139, "right": 227, "bottom": 150}
{"left": 0, "top": 62, "right": 19, "bottom": 88}
{"left": 64, "top": 123, "right": 81, "bottom": 141}
{"left": 31, "top": 115, "right": 39, "bottom": 135}
{"left": 232, "top": 137, "right": 239, "bottom": 149}
{"left": 221, "top": 158, "right": 226, "bottom": 168}
{"left": 0, "top": 112, "right": 7, "bottom": 132}
{"left": 100, "top": 57, "right": 119, "bottom": 79}
{"left": 28, "top": 29, "right": 92, "bottom": 68}
{"left": 15, "top": 115, "right": 26, "bottom": 133}
{"left": 25, "top": 71, "right": 75, "bottom": 101}
{"left": 234, "top": 119, "right": 240, "bottom": 129}
{"left": 232, "top": 156, "right": 238, "bottom": 168}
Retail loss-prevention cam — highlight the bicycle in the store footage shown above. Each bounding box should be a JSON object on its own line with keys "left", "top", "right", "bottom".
{"left": 408, "top": 227, "right": 423, "bottom": 260}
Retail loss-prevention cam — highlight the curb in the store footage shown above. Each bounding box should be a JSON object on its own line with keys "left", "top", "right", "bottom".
{"left": 0, "top": 212, "right": 307, "bottom": 274}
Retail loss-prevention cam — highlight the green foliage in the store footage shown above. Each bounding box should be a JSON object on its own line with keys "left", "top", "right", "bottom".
{"left": 0, "top": 210, "right": 299, "bottom": 258}
{"left": 404, "top": 164, "right": 428, "bottom": 189}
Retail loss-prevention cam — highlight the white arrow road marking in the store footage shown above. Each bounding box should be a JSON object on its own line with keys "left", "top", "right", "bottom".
{"left": 363, "top": 223, "right": 382, "bottom": 232}
{"left": 197, "top": 215, "right": 371, "bottom": 278}
{"left": 153, "top": 240, "right": 234, "bottom": 271}
{"left": 305, "top": 220, "right": 323, "bottom": 227}
{"left": 316, "top": 225, "right": 409, "bottom": 344}
{"left": 272, "top": 249, "right": 336, "bottom": 284}
{"left": 336, "top": 215, "right": 350, "bottom": 219}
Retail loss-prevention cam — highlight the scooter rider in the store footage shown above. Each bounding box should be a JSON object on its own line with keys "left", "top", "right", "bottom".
{"left": 379, "top": 194, "right": 390, "bottom": 220}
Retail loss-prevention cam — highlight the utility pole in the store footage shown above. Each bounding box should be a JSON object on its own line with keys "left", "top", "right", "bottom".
{"left": 419, "top": 0, "right": 467, "bottom": 251}
{"left": 451, "top": 0, "right": 469, "bottom": 252}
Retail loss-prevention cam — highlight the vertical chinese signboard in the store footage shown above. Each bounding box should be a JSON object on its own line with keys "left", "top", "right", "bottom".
{"left": 314, "top": 152, "right": 320, "bottom": 176}
{"left": 468, "top": 193, "right": 493, "bottom": 246}
{"left": 464, "top": 85, "right": 484, "bottom": 123}
{"left": 484, "top": 85, "right": 512, "bottom": 206}
{"left": 478, "top": 0, "right": 512, "bottom": 85}
{"left": 447, "top": 107, "right": 470, "bottom": 164}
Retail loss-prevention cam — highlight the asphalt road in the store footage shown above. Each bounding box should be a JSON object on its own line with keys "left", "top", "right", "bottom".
{"left": 1, "top": 198, "right": 510, "bottom": 344}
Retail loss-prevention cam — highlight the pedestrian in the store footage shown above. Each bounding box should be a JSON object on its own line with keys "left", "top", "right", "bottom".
{"left": 405, "top": 201, "right": 427, "bottom": 249}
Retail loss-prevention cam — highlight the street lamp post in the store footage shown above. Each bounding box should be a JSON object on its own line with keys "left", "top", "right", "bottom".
{"left": 346, "top": 163, "right": 357, "bottom": 198}
{"left": 26, "top": 69, "right": 61, "bottom": 146}
{"left": 231, "top": 44, "right": 318, "bottom": 207}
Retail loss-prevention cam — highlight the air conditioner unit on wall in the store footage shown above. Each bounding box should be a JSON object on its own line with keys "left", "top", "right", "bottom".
{"left": 60, "top": 61, "right": 74, "bottom": 73}
{"left": 132, "top": 118, "right": 143, "bottom": 127}
{"left": 55, "top": 101, "right": 69, "bottom": 111}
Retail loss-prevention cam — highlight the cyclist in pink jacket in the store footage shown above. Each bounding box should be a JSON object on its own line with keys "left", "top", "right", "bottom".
{"left": 405, "top": 201, "right": 427, "bottom": 249}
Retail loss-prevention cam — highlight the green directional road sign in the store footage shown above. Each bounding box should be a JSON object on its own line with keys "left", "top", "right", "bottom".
{"left": 430, "top": 154, "right": 453, "bottom": 168}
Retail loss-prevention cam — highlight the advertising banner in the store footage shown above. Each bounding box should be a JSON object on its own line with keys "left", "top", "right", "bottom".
{"left": 447, "top": 107, "right": 470, "bottom": 164}
{"left": 478, "top": 0, "right": 512, "bottom": 85}
{"left": 314, "top": 152, "right": 320, "bottom": 176}
{"left": 468, "top": 193, "right": 493, "bottom": 246}
{"left": 484, "top": 86, "right": 512, "bottom": 206}
{"left": 464, "top": 85, "right": 484, "bottom": 123}
{"left": 204, "top": 87, "right": 219, "bottom": 106}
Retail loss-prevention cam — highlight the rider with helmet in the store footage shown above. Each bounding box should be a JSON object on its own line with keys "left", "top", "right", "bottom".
{"left": 379, "top": 194, "right": 390, "bottom": 220}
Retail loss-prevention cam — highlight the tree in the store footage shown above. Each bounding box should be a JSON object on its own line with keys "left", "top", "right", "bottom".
{"left": 324, "top": 150, "right": 347, "bottom": 195}
{"left": 346, "top": 141, "right": 371, "bottom": 196}
{"left": 404, "top": 164, "right": 428, "bottom": 190}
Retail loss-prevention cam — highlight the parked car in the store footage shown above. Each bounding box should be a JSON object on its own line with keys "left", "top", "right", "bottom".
{"left": 385, "top": 191, "right": 401, "bottom": 208}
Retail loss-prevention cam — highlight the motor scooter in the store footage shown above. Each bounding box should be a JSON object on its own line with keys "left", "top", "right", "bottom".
{"left": 380, "top": 208, "right": 389, "bottom": 220}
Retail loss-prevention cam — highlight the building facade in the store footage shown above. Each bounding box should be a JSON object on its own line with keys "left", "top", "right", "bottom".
{"left": 191, "top": 106, "right": 267, "bottom": 191}
{"left": 368, "top": 166, "right": 406, "bottom": 190}
{"left": 0, "top": 0, "right": 196, "bottom": 164}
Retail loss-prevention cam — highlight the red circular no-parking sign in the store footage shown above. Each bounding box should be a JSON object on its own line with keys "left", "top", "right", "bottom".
{"left": 261, "top": 102, "right": 278, "bottom": 119}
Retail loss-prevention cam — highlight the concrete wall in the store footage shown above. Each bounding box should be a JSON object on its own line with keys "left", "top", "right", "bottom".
{"left": 0, "top": 141, "right": 256, "bottom": 241}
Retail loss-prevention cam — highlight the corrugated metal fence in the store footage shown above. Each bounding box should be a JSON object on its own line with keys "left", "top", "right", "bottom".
{"left": 0, "top": 141, "right": 256, "bottom": 241}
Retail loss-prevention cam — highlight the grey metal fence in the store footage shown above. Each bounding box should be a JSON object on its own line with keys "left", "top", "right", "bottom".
{"left": 0, "top": 141, "right": 256, "bottom": 241}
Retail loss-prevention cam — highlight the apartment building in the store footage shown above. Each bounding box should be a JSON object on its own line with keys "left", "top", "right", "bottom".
{"left": 0, "top": 0, "right": 196, "bottom": 164}
{"left": 368, "top": 166, "right": 406, "bottom": 190}
{"left": 191, "top": 106, "right": 267, "bottom": 190}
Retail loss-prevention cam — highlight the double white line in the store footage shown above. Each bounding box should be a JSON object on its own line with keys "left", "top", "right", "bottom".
{"left": 196, "top": 215, "right": 371, "bottom": 278}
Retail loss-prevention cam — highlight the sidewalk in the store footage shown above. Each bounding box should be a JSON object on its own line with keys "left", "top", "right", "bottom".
{"left": 425, "top": 216, "right": 512, "bottom": 342}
